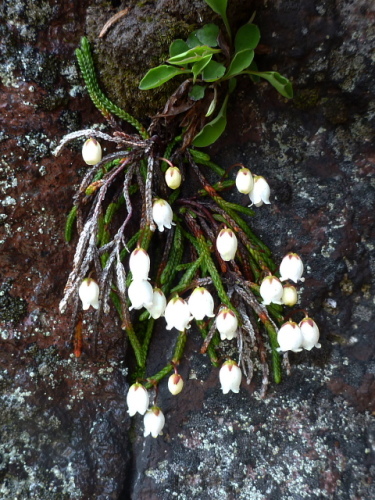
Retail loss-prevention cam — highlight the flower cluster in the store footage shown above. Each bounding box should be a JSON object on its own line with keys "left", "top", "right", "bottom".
{"left": 235, "top": 167, "right": 271, "bottom": 207}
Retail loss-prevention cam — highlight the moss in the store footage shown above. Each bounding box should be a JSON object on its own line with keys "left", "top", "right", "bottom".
{"left": 293, "top": 88, "right": 320, "bottom": 110}
{"left": 320, "top": 96, "right": 349, "bottom": 124}
{"left": 0, "top": 283, "right": 27, "bottom": 324}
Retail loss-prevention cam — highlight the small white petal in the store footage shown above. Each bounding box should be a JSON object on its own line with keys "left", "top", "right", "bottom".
{"left": 260, "top": 276, "right": 283, "bottom": 305}
{"left": 236, "top": 167, "right": 254, "bottom": 194}
{"left": 78, "top": 278, "right": 100, "bottom": 310}
{"left": 126, "top": 383, "right": 149, "bottom": 416}
{"left": 216, "top": 308, "right": 238, "bottom": 340}
{"left": 216, "top": 228, "right": 238, "bottom": 261}
{"left": 279, "top": 253, "right": 304, "bottom": 283}
{"left": 165, "top": 166, "right": 182, "bottom": 189}
{"left": 299, "top": 317, "right": 321, "bottom": 350}
{"left": 146, "top": 288, "right": 167, "bottom": 319}
{"left": 143, "top": 407, "right": 165, "bottom": 438}
{"left": 82, "top": 138, "right": 102, "bottom": 165}
{"left": 249, "top": 176, "right": 271, "bottom": 206}
{"left": 219, "top": 361, "right": 242, "bottom": 394}
{"left": 281, "top": 285, "right": 298, "bottom": 306}
{"left": 188, "top": 287, "right": 215, "bottom": 320}
{"left": 152, "top": 199, "right": 174, "bottom": 232}
{"left": 129, "top": 248, "right": 150, "bottom": 281}
{"left": 168, "top": 374, "right": 184, "bottom": 395}
{"left": 128, "top": 280, "right": 154, "bottom": 310}
{"left": 277, "top": 321, "right": 303, "bottom": 352}
{"left": 164, "top": 296, "right": 192, "bottom": 331}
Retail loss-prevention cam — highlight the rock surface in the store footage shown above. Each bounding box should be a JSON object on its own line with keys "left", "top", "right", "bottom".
{"left": 0, "top": 0, "right": 374, "bottom": 499}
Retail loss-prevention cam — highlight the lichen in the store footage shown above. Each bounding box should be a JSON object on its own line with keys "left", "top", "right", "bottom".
{"left": 0, "top": 282, "right": 27, "bottom": 324}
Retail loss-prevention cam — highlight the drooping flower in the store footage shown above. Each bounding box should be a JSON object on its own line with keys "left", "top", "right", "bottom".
{"left": 168, "top": 374, "right": 184, "bottom": 395}
{"left": 216, "top": 227, "right": 238, "bottom": 261}
{"left": 281, "top": 285, "right": 298, "bottom": 306}
{"left": 128, "top": 279, "right": 154, "bottom": 311}
{"left": 82, "top": 137, "right": 102, "bottom": 165}
{"left": 259, "top": 275, "right": 283, "bottom": 305}
{"left": 279, "top": 253, "right": 305, "bottom": 283}
{"left": 126, "top": 383, "right": 149, "bottom": 416}
{"left": 249, "top": 175, "right": 271, "bottom": 207}
{"left": 129, "top": 247, "right": 150, "bottom": 281}
{"left": 216, "top": 307, "right": 238, "bottom": 340}
{"left": 78, "top": 278, "right": 100, "bottom": 310}
{"left": 188, "top": 287, "right": 215, "bottom": 321}
{"left": 164, "top": 296, "right": 192, "bottom": 331}
{"left": 143, "top": 406, "right": 165, "bottom": 438}
{"left": 146, "top": 288, "right": 167, "bottom": 319}
{"left": 235, "top": 167, "right": 254, "bottom": 194}
{"left": 299, "top": 317, "right": 321, "bottom": 350}
{"left": 152, "top": 198, "right": 174, "bottom": 232}
{"left": 277, "top": 320, "right": 303, "bottom": 352}
{"left": 219, "top": 360, "right": 242, "bottom": 394}
{"left": 165, "top": 166, "right": 182, "bottom": 190}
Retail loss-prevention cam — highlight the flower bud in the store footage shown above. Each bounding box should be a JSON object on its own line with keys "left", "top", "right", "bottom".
{"left": 164, "top": 296, "right": 193, "bottom": 331}
{"left": 299, "top": 317, "right": 321, "bottom": 350}
{"left": 152, "top": 198, "right": 174, "bottom": 232}
{"left": 249, "top": 175, "right": 271, "bottom": 207}
{"left": 216, "top": 307, "right": 238, "bottom": 340}
{"left": 282, "top": 285, "right": 298, "bottom": 306}
{"left": 126, "top": 383, "right": 149, "bottom": 416}
{"left": 82, "top": 137, "right": 102, "bottom": 165}
{"left": 279, "top": 253, "right": 304, "bottom": 283}
{"left": 277, "top": 320, "right": 303, "bottom": 352}
{"left": 128, "top": 279, "right": 154, "bottom": 311}
{"left": 146, "top": 288, "right": 167, "bottom": 319}
{"left": 235, "top": 167, "right": 254, "bottom": 194}
{"left": 143, "top": 406, "right": 165, "bottom": 438}
{"left": 216, "top": 227, "right": 238, "bottom": 261}
{"left": 78, "top": 278, "right": 100, "bottom": 310}
{"left": 129, "top": 247, "right": 150, "bottom": 281}
{"left": 165, "top": 166, "right": 182, "bottom": 189}
{"left": 168, "top": 374, "right": 184, "bottom": 395}
{"left": 259, "top": 276, "right": 283, "bottom": 305}
{"left": 219, "top": 360, "right": 242, "bottom": 394}
{"left": 188, "top": 287, "right": 215, "bottom": 321}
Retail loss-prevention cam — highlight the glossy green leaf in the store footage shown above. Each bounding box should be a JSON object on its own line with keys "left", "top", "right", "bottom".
{"left": 235, "top": 24, "right": 260, "bottom": 52}
{"left": 250, "top": 71, "right": 294, "bottom": 98}
{"left": 168, "top": 46, "right": 221, "bottom": 65}
{"left": 139, "top": 65, "right": 188, "bottom": 90}
{"left": 189, "top": 85, "right": 206, "bottom": 101}
{"left": 193, "top": 93, "right": 229, "bottom": 147}
{"left": 170, "top": 39, "right": 189, "bottom": 57}
{"left": 226, "top": 49, "right": 254, "bottom": 78}
{"left": 186, "top": 31, "right": 201, "bottom": 48}
{"left": 196, "top": 24, "right": 220, "bottom": 47}
{"left": 202, "top": 60, "right": 226, "bottom": 81}
{"left": 192, "top": 54, "right": 212, "bottom": 81}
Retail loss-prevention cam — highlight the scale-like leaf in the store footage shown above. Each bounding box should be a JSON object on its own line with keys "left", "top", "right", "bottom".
{"left": 193, "top": 93, "right": 229, "bottom": 147}
{"left": 139, "top": 65, "right": 188, "bottom": 90}
{"left": 168, "top": 46, "right": 221, "bottom": 65}
{"left": 196, "top": 24, "right": 220, "bottom": 47}
{"left": 170, "top": 39, "right": 189, "bottom": 57}
{"left": 202, "top": 60, "right": 226, "bottom": 82}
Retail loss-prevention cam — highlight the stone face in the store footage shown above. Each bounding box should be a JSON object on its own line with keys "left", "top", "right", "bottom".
{"left": 0, "top": 0, "right": 374, "bottom": 499}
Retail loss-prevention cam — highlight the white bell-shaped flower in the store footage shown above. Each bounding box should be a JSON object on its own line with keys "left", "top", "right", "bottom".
{"left": 82, "top": 137, "right": 102, "bottom": 165}
{"left": 188, "top": 287, "right": 215, "bottom": 321}
{"left": 168, "top": 374, "right": 184, "bottom": 395}
{"left": 281, "top": 285, "right": 298, "bottom": 306}
{"left": 128, "top": 279, "right": 154, "bottom": 311}
{"left": 165, "top": 166, "right": 182, "bottom": 189}
{"left": 249, "top": 175, "right": 271, "bottom": 207}
{"left": 216, "top": 307, "right": 238, "bottom": 340}
{"left": 277, "top": 320, "right": 303, "bottom": 352}
{"left": 143, "top": 406, "right": 165, "bottom": 438}
{"left": 279, "top": 253, "right": 305, "bottom": 283}
{"left": 236, "top": 167, "right": 254, "bottom": 194}
{"left": 126, "top": 383, "right": 149, "bottom": 416}
{"left": 78, "top": 278, "right": 100, "bottom": 310}
{"left": 219, "top": 360, "right": 242, "bottom": 394}
{"left": 129, "top": 247, "right": 150, "bottom": 281}
{"left": 299, "top": 317, "right": 321, "bottom": 350}
{"left": 259, "top": 275, "right": 283, "bottom": 305}
{"left": 146, "top": 288, "right": 167, "bottom": 319}
{"left": 152, "top": 198, "right": 174, "bottom": 232}
{"left": 216, "top": 227, "right": 238, "bottom": 261}
{"left": 165, "top": 296, "right": 193, "bottom": 331}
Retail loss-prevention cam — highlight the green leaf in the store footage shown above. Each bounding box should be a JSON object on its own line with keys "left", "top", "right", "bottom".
{"left": 192, "top": 55, "right": 212, "bottom": 81}
{"left": 196, "top": 24, "right": 220, "bottom": 47}
{"left": 168, "top": 46, "right": 221, "bottom": 65}
{"left": 202, "top": 60, "right": 226, "bottom": 81}
{"left": 193, "top": 93, "right": 229, "bottom": 147}
{"left": 250, "top": 71, "right": 294, "bottom": 98}
{"left": 139, "top": 65, "right": 188, "bottom": 90}
{"left": 170, "top": 39, "right": 189, "bottom": 57}
{"left": 186, "top": 31, "right": 201, "bottom": 48}
{"left": 235, "top": 24, "right": 260, "bottom": 51}
{"left": 189, "top": 85, "right": 206, "bottom": 101}
{"left": 203, "top": 0, "right": 231, "bottom": 38}
{"left": 248, "top": 61, "right": 260, "bottom": 82}
{"left": 226, "top": 49, "right": 254, "bottom": 78}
